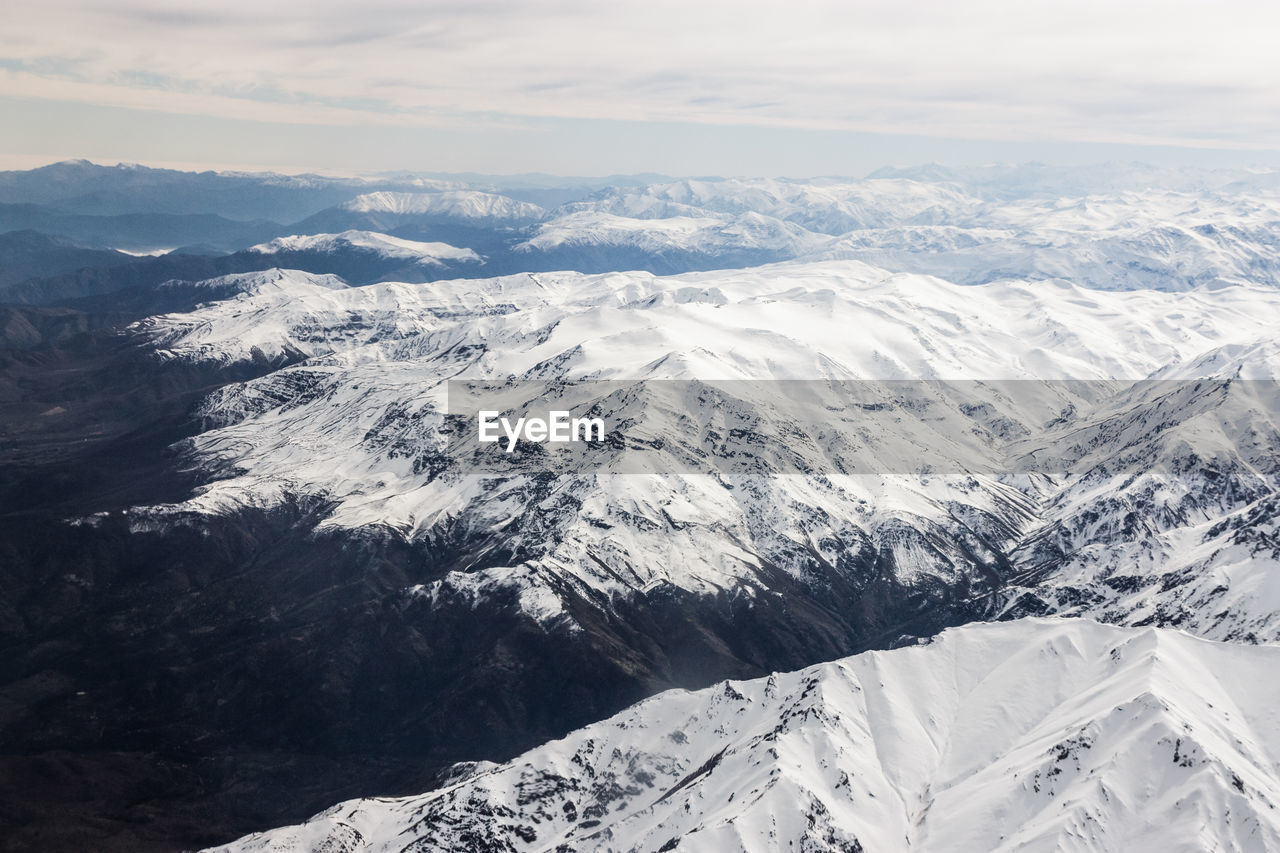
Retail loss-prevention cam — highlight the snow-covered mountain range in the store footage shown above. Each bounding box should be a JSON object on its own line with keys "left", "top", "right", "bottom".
{"left": 11, "top": 167, "right": 1280, "bottom": 303}
{"left": 125, "top": 244, "right": 1277, "bottom": 853}
{"left": 129, "top": 259, "right": 1280, "bottom": 646}
{"left": 210, "top": 618, "right": 1280, "bottom": 853}
{"left": 7, "top": 163, "right": 1280, "bottom": 852}
{"left": 549, "top": 178, "right": 1280, "bottom": 290}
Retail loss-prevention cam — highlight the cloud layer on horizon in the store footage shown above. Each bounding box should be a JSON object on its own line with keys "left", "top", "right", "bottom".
{"left": 3, "top": 0, "right": 1279, "bottom": 151}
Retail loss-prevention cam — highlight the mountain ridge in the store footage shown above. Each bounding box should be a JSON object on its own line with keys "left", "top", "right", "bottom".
{"left": 209, "top": 617, "right": 1280, "bottom": 853}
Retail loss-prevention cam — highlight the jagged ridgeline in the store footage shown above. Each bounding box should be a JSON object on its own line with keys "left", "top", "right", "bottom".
{"left": 210, "top": 619, "right": 1280, "bottom": 853}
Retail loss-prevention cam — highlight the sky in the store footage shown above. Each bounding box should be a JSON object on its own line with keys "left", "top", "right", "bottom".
{"left": 3, "top": 0, "right": 1280, "bottom": 176}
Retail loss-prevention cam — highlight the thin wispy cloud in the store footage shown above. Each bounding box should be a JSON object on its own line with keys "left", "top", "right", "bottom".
{"left": 2, "top": 0, "right": 1279, "bottom": 170}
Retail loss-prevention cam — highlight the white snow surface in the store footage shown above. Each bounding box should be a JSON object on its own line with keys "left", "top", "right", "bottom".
{"left": 247, "top": 230, "right": 481, "bottom": 265}
{"left": 206, "top": 618, "right": 1280, "bottom": 853}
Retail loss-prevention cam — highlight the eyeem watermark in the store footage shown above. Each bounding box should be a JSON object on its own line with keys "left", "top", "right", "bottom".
{"left": 478, "top": 410, "right": 605, "bottom": 452}
{"left": 444, "top": 378, "right": 1280, "bottom": 476}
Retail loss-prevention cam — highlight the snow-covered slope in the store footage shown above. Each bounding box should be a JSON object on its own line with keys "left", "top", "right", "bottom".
{"left": 207, "top": 618, "right": 1280, "bottom": 853}
{"left": 248, "top": 231, "right": 480, "bottom": 266}
{"left": 239, "top": 230, "right": 485, "bottom": 283}
{"left": 138, "top": 260, "right": 1280, "bottom": 378}
{"left": 997, "top": 350, "right": 1280, "bottom": 641}
{"left": 157, "top": 267, "right": 350, "bottom": 295}
{"left": 127, "top": 260, "right": 1280, "bottom": 643}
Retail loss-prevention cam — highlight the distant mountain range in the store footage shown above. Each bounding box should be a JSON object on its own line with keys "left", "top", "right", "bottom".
{"left": 7, "top": 163, "right": 1280, "bottom": 307}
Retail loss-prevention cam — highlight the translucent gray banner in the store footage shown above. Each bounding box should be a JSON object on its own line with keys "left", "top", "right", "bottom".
{"left": 437, "top": 379, "right": 1280, "bottom": 477}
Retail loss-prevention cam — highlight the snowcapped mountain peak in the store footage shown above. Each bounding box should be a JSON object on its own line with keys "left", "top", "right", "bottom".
{"left": 208, "top": 618, "right": 1280, "bottom": 853}
{"left": 247, "top": 230, "right": 481, "bottom": 264}
{"left": 157, "top": 267, "right": 349, "bottom": 294}
{"left": 139, "top": 268, "right": 353, "bottom": 362}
